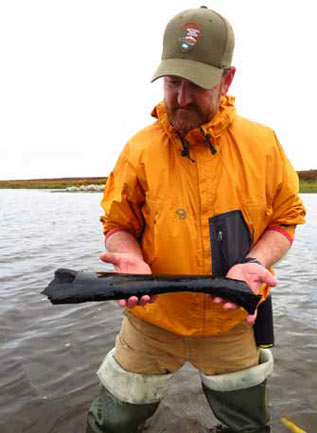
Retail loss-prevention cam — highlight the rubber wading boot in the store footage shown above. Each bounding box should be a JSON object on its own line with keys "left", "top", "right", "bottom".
{"left": 202, "top": 381, "right": 271, "bottom": 433}
{"left": 86, "top": 386, "right": 159, "bottom": 433}
{"left": 87, "top": 348, "right": 172, "bottom": 433}
{"left": 201, "top": 349, "right": 273, "bottom": 433}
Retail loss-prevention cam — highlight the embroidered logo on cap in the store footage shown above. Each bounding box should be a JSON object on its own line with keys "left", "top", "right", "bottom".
{"left": 178, "top": 22, "right": 201, "bottom": 53}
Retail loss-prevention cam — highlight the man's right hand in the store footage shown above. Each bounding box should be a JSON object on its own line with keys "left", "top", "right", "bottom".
{"left": 100, "top": 251, "right": 157, "bottom": 308}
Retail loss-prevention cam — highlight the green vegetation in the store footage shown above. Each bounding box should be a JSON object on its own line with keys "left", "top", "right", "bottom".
{"left": 0, "top": 177, "right": 107, "bottom": 190}
{"left": 0, "top": 171, "right": 316, "bottom": 192}
{"left": 298, "top": 170, "right": 317, "bottom": 193}
{"left": 299, "top": 180, "right": 317, "bottom": 193}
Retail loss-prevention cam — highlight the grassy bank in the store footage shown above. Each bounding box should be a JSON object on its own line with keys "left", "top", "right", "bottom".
{"left": 0, "top": 172, "right": 317, "bottom": 192}
{"left": 299, "top": 180, "right": 317, "bottom": 193}
{"left": 297, "top": 170, "right": 317, "bottom": 193}
{"left": 0, "top": 177, "right": 107, "bottom": 190}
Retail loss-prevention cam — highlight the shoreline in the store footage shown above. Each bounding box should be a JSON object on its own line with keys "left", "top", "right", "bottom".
{"left": 0, "top": 172, "right": 317, "bottom": 193}
{"left": 0, "top": 177, "right": 107, "bottom": 190}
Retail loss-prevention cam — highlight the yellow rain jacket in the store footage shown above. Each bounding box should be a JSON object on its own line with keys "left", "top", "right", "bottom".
{"left": 100, "top": 95, "right": 306, "bottom": 337}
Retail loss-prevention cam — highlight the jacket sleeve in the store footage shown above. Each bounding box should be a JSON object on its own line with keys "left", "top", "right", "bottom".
{"left": 100, "top": 147, "right": 145, "bottom": 239}
{"left": 268, "top": 134, "right": 306, "bottom": 230}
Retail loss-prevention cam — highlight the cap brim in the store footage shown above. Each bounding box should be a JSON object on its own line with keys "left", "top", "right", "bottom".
{"left": 151, "top": 58, "right": 223, "bottom": 90}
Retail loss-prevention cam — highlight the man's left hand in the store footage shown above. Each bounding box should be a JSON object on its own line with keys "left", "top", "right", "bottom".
{"left": 210, "top": 262, "right": 276, "bottom": 324}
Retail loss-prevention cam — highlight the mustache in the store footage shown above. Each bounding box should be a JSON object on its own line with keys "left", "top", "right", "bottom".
{"left": 172, "top": 104, "right": 203, "bottom": 116}
{"left": 164, "top": 100, "right": 209, "bottom": 133}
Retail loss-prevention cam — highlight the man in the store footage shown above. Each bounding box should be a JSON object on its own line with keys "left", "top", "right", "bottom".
{"left": 87, "top": 6, "right": 305, "bottom": 433}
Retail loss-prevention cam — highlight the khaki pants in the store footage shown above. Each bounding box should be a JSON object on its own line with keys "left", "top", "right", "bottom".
{"left": 114, "top": 311, "right": 259, "bottom": 376}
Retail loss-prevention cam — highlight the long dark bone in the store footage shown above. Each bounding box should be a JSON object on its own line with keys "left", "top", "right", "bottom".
{"left": 42, "top": 268, "right": 261, "bottom": 314}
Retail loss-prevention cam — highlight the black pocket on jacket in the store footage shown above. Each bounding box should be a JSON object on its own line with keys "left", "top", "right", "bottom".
{"left": 209, "top": 210, "right": 252, "bottom": 276}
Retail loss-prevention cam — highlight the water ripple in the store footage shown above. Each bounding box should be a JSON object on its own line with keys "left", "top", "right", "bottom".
{"left": 0, "top": 190, "right": 316, "bottom": 433}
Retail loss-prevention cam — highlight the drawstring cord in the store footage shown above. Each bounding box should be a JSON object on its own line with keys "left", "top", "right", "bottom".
{"left": 200, "top": 128, "right": 217, "bottom": 155}
{"left": 178, "top": 134, "right": 195, "bottom": 162}
{"left": 178, "top": 130, "right": 217, "bottom": 161}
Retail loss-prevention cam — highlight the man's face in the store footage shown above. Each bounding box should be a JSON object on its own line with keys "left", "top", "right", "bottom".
{"left": 163, "top": 69, "right": 234, "bottom": 134}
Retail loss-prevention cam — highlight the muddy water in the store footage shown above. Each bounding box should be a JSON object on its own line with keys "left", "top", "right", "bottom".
{"left": 0, "top": 190, "right": 316, "bottom": 433}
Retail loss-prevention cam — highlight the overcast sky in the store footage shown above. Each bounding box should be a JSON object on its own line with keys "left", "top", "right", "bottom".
{"left": 0, "top": 0, "right": 316, "bottom": 180}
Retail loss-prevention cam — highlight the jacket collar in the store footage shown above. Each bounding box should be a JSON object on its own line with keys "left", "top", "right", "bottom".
{"left": 151, "top": 95, "right": 236, "bottom": 147}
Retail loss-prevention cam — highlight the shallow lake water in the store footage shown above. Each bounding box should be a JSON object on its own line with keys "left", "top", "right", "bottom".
{"left": 0, "top": 190, "right": 316, "bottom": 433}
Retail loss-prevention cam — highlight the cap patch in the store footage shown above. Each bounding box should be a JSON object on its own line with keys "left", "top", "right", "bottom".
{"left": 178, "top": 22, "right": 201, "bottom": 53}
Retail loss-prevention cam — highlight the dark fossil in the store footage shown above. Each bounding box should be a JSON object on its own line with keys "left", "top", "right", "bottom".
{"left": 42, "top": 268, "right": 261, "bottom": 314}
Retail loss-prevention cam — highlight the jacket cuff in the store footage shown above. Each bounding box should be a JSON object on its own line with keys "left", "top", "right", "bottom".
{"left": 105, "top": 228, "right": 133, "bottom": 241}
{"left": 266, "top": 226, "right": 295, "bottom": 245}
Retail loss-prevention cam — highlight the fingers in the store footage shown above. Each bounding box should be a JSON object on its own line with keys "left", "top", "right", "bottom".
{"left": 138, "top": 295, "right": 151, "bottom": 306}
{"left": 223, "top": 302, "right": 238, "bottom": 310}
{"left": 117, "top": 296, "right": 139, "bottom": 308}
{"left": 252, "top": 267, "right": 276, "bottom": 289}
{"left": 209, "top": 295, "right": 258, "bottom": 324}
{"left": 212, "top": 296, "right": 223, "bottom": 304}
{"left": 100, "top": 251, "right": 120, "bottom": 266}
{"left": 101, "top": 252, "right": 155, "bottom": 307}
{"left": 245, "top": 309, "right": 258, "bottom": 324}
{"left": 248, "top": 270, "right": 277, "bottom": 295}
{"left": 209, "top": 295, "right": 258, "bottom": 322}
{"left": 262, "top": 270, "right": 277, "bottom": 287}
{"left": 117, "top": 299, "right": 128, "bottom": 308}
{"left": 117, "top": 295, "right": 157, "bottom": 308}
{"left": 209, "top": 296, "right": 237, "bottom": 310}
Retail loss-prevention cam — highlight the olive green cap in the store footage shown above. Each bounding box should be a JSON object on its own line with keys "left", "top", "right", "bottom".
{"left": 152, "top": 6, "right": 235, "bottom": 89}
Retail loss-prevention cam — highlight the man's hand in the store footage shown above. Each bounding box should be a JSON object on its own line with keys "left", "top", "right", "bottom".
{"left": 210, "top": 262, "right": 276, "bottom": 324}
{"left": 100, "top": 251, "right": 157, "bottom": 308}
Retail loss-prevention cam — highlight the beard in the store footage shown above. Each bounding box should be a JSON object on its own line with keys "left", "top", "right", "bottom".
{"left": 164, "top": 103, "right": 208, "bottom": 134}
{"left": 164, "top": 83, "right": 223, "bottom": 135}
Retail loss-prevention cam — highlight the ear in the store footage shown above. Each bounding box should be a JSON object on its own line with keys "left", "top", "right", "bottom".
{"left": 221, "top": 66, "right": 236, "bottom": 94}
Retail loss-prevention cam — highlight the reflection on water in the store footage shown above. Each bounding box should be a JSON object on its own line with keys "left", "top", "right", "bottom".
{"left": 0, "top": 190, "right": 316, "bottom": 433}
